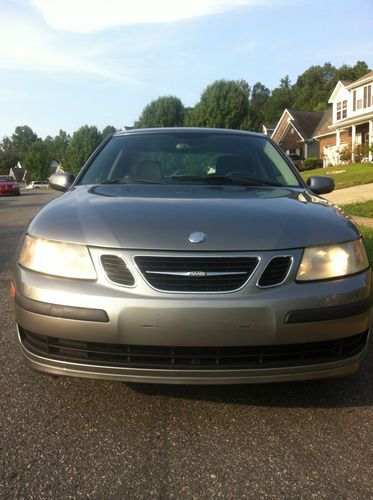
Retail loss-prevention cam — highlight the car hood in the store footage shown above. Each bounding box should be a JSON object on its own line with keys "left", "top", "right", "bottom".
{"left": 28, "top": 184, "right": 359, "bottom": 251}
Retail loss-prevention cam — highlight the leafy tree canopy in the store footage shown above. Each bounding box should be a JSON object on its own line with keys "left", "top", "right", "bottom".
{"left": 44, "top": 130, "right": 70, "bottom": 167}
{"left": 264, "top": 76, "right": 295, "bottom": 122}
{"left": 101, "top": 125, "right": 117, "bottom": 140}
{"left": 247, "top": 82, "right": 271, "bottom": 131}
{"left": 136, "top": 96, "right": 185, "bottom": 128}
{"left": 187, "top": 79, "right": 250, "bottom": 129}
{"left": 0, "top": 147, "right": 19, "bottom": 175}
{"left": 10, "top": 125, "right": 39, "bottom": 161}
{"left": 66, "top": 125, "right": 102, "bottom": 175}
{"left": 336, "top": 61, "right": 369, "bottom": 82}
{"left": 293, "top": 63, "right": 338, "bottom": 111}
{"left": 24, "top": 141, "right": 52, "bottom": 181}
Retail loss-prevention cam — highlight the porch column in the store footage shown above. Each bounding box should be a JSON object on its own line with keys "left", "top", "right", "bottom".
{"left": 304, "top": 142, "right": 308, "bottom": 159}
{"left": 369, "top": 120, "right": 373, "bottom": 162}
{"left": 351, "top": 125, "right": 356, "bottom": 162}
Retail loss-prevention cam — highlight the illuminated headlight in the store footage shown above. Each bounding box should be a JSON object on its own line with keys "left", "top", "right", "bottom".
{"left": 297, "top": 239, "right": 369, "bottom": 281}
{"left": 19, "top": 235, "right": 97, "bottom": 280}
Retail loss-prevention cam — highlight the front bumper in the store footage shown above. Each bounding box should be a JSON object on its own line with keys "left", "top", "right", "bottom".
{"left": 0, "top": 187, "right": 19, "bottom": 196}
{"left": 14, "top": 254, "right": 372, "bottom": 383}
{"left": 17, "top": 324, "right": 369, "bottom": 384}
{"left": 17, "top": 325, "right": 369, "bottom": 384}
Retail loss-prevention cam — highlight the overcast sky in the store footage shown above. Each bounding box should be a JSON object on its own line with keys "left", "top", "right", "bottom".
{"left": 0, "top": 0, "right": 372, "bottom": 138}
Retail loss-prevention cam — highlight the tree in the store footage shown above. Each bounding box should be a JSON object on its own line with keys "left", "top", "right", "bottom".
{"left": 11, "top": 125, "right": 39, "bottom": 161}
{"left": 336, "top": 61, "right": 369, "bottom": 82}
{"left": 187, "top": 80, "right": 250, "bottom": 129}
{"left": 136, "top": 96, "right": 185, "bottom": 128}
{"left": 0, "top": 136, "right": 18, "bottom": 174}
{"left": 44, "top": 130, "right": 70, "bottom": 167}
{"left": 247, "top": 82, "right": 270, "bottom": 131}
{"left": 24, "top": 141, "right": 52, "bottom": 180}
{"left": 101, "top": 125, "right": 117, "bottom": 140}
{"left": 65, "top": 125, "right": 102, "bottom": 174}
{"left": 265, "top": 76, "right": 295, "bottom": 122}
{"left": 293, "top": 63, "right": 338, "bottom": 111}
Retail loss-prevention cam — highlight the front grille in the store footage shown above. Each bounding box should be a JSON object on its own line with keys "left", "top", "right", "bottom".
{"left": 134, "top": 256, "right": 259, "bottom": 292}
{"left": 101, "top": 255, "right": 135, "bottom": 286}
{"left": 258, "top": 256, "right": 292, "bottom": 287}
{"left": 20, "top": 328, "right": 368, "bottom": 370}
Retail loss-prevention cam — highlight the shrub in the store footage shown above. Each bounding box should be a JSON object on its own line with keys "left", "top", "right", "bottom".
{"left": 353, "top": 144, "right": 369, "bottom": 162}
{"left": 304, "top": 157, "right": 318, "bottom": 170}
{"left": 339, "top": 146, "right": 351, "bottom": 163}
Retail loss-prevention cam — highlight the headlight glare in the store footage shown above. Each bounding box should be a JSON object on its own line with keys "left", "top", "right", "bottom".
{"left": 297, "top": 239, "right": 369, "bottom": 281}
{"left": 20, "top": 235, "right": 97, "bottom": 280}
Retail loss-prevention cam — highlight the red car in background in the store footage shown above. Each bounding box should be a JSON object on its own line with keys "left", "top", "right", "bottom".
{"left": 0, "top": 175, "right": 20, "bottom": 196}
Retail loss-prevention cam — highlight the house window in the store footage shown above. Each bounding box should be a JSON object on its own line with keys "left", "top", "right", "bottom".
{"left": 363, "top": 85, "right": 372, "bottom": 108}
{"left": 336, "top": 100, "right": 347, "bottom": 120}
{"left": 362, "top": 131, "right": 369, "bottom": 145}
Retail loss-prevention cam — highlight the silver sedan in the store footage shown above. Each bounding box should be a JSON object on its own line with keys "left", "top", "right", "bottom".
{"left": 13, "top": 128, "right": 372, "bottom": 383}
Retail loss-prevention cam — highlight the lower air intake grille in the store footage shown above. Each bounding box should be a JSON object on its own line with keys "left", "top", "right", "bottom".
{"left": 258, "top": 256, "right": 292, "bottom": 287}
{"left": 20, "top": 329, "right": 368, "bottom": 370}
{"left": 134, "top": 256, "right": 259, "bottom": 292}
{"left": 101, "top": 255, "right": 135, "bottom": 286}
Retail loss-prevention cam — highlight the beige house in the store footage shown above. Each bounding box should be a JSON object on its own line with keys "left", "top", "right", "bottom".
{"left": 314, "top": 71, "right": 373, "bottom": 164}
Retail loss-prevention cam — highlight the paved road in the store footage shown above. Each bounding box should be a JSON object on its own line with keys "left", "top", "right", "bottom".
{"left": 1, "top": 191, "right": 373, "bottom": 499}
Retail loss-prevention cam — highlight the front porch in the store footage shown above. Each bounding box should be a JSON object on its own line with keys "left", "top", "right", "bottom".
{"left": 335, "top": 118, "right": 373, "bottom": 162}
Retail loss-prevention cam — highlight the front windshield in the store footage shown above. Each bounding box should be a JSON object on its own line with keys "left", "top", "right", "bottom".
{"left": 78, "top": 132, "right": 301, "bottom": 188}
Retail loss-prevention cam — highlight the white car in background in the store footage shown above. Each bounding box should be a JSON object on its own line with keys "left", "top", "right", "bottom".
{"left": 26, "top": 181, "right": 49, "bottom": 189}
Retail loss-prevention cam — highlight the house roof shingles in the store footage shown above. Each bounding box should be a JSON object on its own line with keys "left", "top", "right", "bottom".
{"left": 347, "top": 70, "right": 373, "bottom": 88}
{"left": 313, "top": 108, "right": 333, "bottom": 138}
{"left": 10, "top": 165, "right": 25, "bottom": 182}
{"left": 287, "top": 109, "right": 325, "bottom": 140}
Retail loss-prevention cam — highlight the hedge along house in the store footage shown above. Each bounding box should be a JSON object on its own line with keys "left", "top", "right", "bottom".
{"left": 271, "top": 109, "right": 324, "bottom": 160}
{"left": 314, "top": 71, "right": 373, "bottom": 164}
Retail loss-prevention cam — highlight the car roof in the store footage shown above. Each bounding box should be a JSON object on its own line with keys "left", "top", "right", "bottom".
{"left": 114, "top": 127, "right": 265, "bottom": 138}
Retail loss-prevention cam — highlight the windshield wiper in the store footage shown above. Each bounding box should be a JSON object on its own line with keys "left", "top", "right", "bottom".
{"left": 170, "top": 175, "right": 282, "bottom": 187}
{"left": 100, "top": 178, "right": 166, "bottom": 185}
{"left": 210, "top": 175, "right": 282, "bottom": 187}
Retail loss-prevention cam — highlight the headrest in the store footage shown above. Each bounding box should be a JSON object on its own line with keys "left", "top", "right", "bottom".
{"left": 135, "top": 161, "right": 162, "bottom": 179}
{"left": 215, "top": 155, "right": 244, "bottom": 176}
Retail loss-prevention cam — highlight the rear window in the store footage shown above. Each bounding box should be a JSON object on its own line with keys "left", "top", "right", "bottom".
{"left": 78, "top": 132, "right": 301, "bottom": 188}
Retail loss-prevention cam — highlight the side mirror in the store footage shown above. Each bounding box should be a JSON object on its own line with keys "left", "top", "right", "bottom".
{"left": 306, "top": 176, "right": 335, "bottom": 195}
{"left": 49, "top": 173, "right": 75, "bottom": 192}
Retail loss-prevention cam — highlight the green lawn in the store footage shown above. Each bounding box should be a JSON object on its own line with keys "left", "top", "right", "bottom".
{"left": 341, "top": 200, "right": 373, "bottom": 218}
{"left": 360, "top": 226, "right": 373, "bottom": 265}
{"left": 301, "top": 163, "right": 373, "bottom": 189}
{"left": 336, "top": 202, "right": 373, "bottom": 264}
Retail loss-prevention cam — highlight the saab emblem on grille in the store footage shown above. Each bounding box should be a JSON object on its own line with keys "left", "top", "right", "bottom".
{"left": 190, "top": 271, "right": 207, "bottom": 277}
{"left": 188, "top": 232, "right": 207, "bottom": 244}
